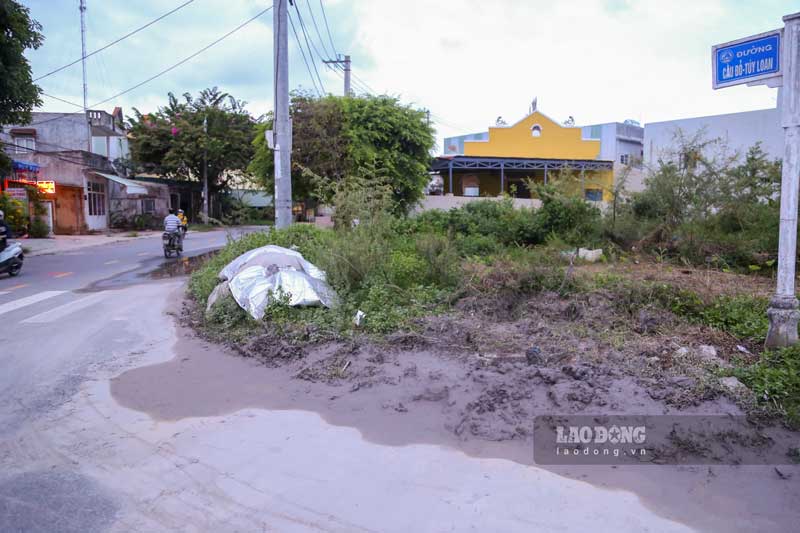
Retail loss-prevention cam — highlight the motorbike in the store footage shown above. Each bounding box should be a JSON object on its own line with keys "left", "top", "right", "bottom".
{"left": 0, "top": 242, "right": 24, "bottom": 277}
{"left": 162, "top": 231, "right": 183, "bottom": 258}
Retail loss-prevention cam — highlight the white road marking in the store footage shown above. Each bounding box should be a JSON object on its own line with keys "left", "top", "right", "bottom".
{"left": 0, "top": 291, "right": 7, "bottom": 296}
{"left": 0, "top": 291, "right": 66, "bottom": 317}
{"left": 104, "top": 260, "right": 120, "bottom": 265}
{"left": 21, "top": 292, "right": 109, "bottom": 324}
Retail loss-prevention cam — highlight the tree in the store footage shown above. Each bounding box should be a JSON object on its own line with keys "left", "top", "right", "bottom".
{"left": 0, "top": 0, "right": 43, "bottom": 174}
{"left": 127, "top": 87, "right": 256, "bottom": 198}
{"left": 250, "top": 93, "right": 435, "bottom": 213}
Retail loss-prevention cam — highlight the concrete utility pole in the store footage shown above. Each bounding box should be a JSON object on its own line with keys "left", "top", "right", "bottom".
{"left": 323, "top": 55, "right": 351, "bottom": 96}
{"left": 766, "top": 12, "right": 800, "bottom": 348}
{"left": 202, "top": 115, "right": 209, "bottom": 221}
{"left": 273, "top": 0, "right": 293, "bottom": 229}
{"left": 79, "top": 0, "right": 88, "bottom": 111}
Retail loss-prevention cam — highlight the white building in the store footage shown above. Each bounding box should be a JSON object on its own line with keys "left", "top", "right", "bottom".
{"left": 642, "top": 107, "right": 782, "bottom": 191}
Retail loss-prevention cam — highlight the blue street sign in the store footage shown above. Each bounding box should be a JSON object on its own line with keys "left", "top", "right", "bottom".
{"left": 713, "top": 30, "right": 781, "bottom": 89}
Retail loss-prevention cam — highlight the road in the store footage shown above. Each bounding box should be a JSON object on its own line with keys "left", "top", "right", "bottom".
{"left": 0, "top": 230, "right": 696, "bottom": 533}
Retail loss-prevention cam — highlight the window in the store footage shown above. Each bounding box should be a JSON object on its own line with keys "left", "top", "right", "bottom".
{"left": 531, "top": 124, "right": 542, "bottom": 137}
{"left": 620, "top": 154, "right": 630, "bottom": 165}
{"left": 12, "top": 135, "right": 35, "bottom": 153}
{"left": 585, "top": 189, "right": 603, "bottom": 202}
{"left": 142, "top": 199, "right": 156, "bottom": 214}
{"left": 87, "top": 181, "right": 106, "bottom": 216}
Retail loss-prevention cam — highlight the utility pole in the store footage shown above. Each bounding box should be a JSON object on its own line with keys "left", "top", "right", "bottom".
{"left": 202, "top": 116, "right": 209, "bottom": 221}
{"left": 323, "top": 54, "right": 351, "bottom": 96}
{"left": 79, "top": 0, "right": 88, "bottom": 111}
{"left": 79, "top": 0, "right": 91, "bottom": 153}
{"left": 273, "top": 0, "right": 292, "bottom": 228}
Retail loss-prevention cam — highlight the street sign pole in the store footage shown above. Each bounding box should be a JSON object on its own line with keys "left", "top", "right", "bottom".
{"left": 712, "top": 12, "right": 800, "bottom": 347}
{"left": 766, "top": 12, "right": 800, "bottom": 348}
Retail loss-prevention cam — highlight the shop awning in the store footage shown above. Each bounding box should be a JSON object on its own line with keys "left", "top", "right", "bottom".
{"left": 91, "top": 172, "right": 148, "bottom": 195}
{"left": 12, "top": 160, "right": 40, "bottom": 172}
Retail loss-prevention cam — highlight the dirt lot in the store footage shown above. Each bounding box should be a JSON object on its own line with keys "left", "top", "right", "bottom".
{"left": 112, "top": 263, "right": 800, "bottom": 532}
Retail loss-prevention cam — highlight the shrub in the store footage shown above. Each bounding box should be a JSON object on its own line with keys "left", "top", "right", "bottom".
{"left": 535, "top": 187, "right": 602, "bottom": 246}
{"left": 0, "top": 193, "right": 26, "bottom": 233}
{"left": 455, "top": 233, "right": 501, "bottom": 257}
{"left": 415, "top": 232, "right": 460, "bottom": 287}
{"left": 735, "top": 345, "right": 800, "bottom": 427}
{"left": 28, "top": 217, "right": 50, "bottom": 238}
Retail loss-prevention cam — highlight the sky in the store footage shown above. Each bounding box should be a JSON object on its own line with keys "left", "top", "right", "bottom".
{"left": 21, "top": 0, "right": 798, "bottom": 152}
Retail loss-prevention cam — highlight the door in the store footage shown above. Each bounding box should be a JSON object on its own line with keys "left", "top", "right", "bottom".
{"left": 86, "top": 179, "right": 108, "bottom": 231}
{"left": 54, "top": 186, "right": 83, "bottom": 234}
{"left": 43, "top": 201, "right": 54, "bottom": 235}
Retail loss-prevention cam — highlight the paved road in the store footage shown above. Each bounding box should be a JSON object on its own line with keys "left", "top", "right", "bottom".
{"left": 0, "top": 228, "right": 257, "bottom": 435}
{"left": 0, "top": 230, "right": 697, "bottom": 533}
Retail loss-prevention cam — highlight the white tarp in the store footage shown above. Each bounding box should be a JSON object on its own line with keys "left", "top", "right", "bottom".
{"left": 218, "top": 245, "right": 335, "bottom": 319}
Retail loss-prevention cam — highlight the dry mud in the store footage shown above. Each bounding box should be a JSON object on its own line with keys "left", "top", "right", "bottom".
{"left": 112, "top": 287, "right": 800, "bottom": 532}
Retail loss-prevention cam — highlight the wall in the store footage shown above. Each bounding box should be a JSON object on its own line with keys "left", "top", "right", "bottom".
{"left": 643, "top": 107, "right": 781, "bottom": 170}
{"left": 108, "top": 180, "right": 171, "bottom": 228}
{"left": 415, "top": 194, "right": 541, "bottom": 213}
{"left": 443, "top": 132, "right": 489, "bottom": 155}
{"left": 0, "top": 113, "right": 89, "bottom": 152}
{"left": 464, "top": 111, "right": 601, "bottom": 160}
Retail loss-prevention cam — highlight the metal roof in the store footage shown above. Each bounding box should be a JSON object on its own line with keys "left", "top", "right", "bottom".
{"left": 91, "top": 172, "right": 148, "bottom": 195}
{"left": 431, "top": 155, "right": 614, "bottom": 172}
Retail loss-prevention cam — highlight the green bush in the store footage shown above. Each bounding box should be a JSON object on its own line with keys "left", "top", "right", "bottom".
{"left": 455, "top": 233, "right": 501, "bottom": 257}
{"left": 735, "top": 345, "right": 800, "bottom": 427}
{"left": 0, "top": 193, "right": 26, "bottom": 234}
{"left": 28, "top": 217, "right": 50, "bottom": 238}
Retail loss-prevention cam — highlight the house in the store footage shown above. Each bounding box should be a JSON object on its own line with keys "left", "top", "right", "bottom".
{"left": 642, "top": 107, "right": 782, "bottom": 191}
{"left": 0, "top": 108, "right": 140, "bottom": 234}
{"left": 433, "top": 105, "right": 620, "bottom": 203}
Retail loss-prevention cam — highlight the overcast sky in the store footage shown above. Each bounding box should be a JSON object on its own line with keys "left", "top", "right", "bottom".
{"left": 23, "top": 0, "right": 797, "bottom": 151}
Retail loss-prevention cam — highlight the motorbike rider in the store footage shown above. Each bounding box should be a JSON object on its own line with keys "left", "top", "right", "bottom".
{"left": 163, "top": 208, "right": 182, "bottom": 247}
{"left": 177, "top": 209, "right": 188, "bottom": 235}
{"left": 0, "top": 209, "right": 12, "bottom": 252}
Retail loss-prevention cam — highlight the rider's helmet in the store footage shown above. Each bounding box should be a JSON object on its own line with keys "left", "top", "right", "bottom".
{"left": 0, "top": 209, "right": 4, "bottom": 220}
{"left": 178, "top": 209, "right": 184, "bottom": 214}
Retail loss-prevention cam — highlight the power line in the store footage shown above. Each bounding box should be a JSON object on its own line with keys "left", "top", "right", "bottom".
{"left": 290, "top": 4, "right": 327, "bottom": 93}
{"left": 288, "top": 12, "right": 321, "bottom": 96}
{"left": 33, "top": 0, "right": 197, "bottom": 82}
{"left": 30, "top": 6, "right": 273, "bottom": 127}
{"left": 303, "top": 0, "right": 333, "bottom": 59}
{"left": 317, "top": 0, "right": 339, "bottom": 59}
{"left": 41, "top": 92, "right": 84, "bottom": 109}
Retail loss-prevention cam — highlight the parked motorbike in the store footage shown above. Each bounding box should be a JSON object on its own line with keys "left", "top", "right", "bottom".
{"left": 0, "top": 242, "right": 24, "bottom": 277}
{"left": 162, "top": 231, "right": 183, "bottom": 258}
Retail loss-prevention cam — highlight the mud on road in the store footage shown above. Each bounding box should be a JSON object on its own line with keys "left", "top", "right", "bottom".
{"left": 112, "top": 276, "right": 800, "bottom": 533}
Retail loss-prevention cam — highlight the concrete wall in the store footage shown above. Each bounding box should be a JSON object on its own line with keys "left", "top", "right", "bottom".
{"left": 643, "top": 107, "right": 781, "bottom": 171}
{"left": 415, "top": 194, "right": 542, "bottom": 213}
{"left": 108, "top": 180, "right": 171, "bottom": 228}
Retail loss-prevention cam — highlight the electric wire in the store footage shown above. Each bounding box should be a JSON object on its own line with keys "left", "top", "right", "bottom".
{"left": 33, "top": 0, "right": 197, "bottom": 82}
{"left": 290, "top": 3, "right": 327, "bottom": 93}
{"left": 317, "top": 0, "right": 339, "bottom": 59}
{"left": 31, "top": 6, "right": 273, "bottom": 127}
{"left": 288, "top": 12, "right": 322, "bottom": 96}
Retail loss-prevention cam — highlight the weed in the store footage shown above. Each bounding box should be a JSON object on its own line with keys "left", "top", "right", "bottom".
{"left": 734, "top": 345, "right": 800, "bottom": 428}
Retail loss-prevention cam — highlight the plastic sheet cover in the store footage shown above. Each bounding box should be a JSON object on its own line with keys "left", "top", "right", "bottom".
{"left": 220, "top": 245, "right": 336, "bottom": 319}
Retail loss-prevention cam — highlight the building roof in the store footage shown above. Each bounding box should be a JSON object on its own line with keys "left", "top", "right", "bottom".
{"left": 432, "top": 155, "right": 613, "bottom": 171}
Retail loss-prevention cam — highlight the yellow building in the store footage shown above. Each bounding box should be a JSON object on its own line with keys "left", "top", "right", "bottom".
{"left": 433, "top": 108, "right": 615, "bottom": 202}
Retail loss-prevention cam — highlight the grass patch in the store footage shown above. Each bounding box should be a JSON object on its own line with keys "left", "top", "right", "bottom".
{"left": 734, "top": 345, "right": 800, "bottom": 427}
{"left": 599, "top": 276, "right": 770, "bottom": 344}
